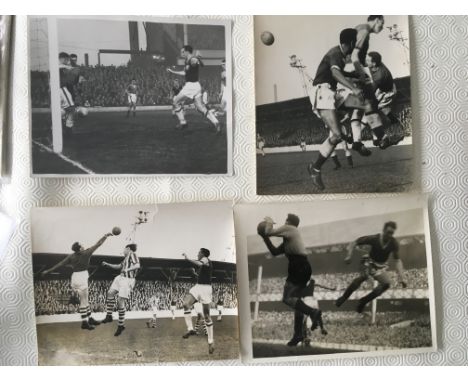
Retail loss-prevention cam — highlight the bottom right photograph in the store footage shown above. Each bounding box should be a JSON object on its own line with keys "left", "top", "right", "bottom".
{"left": 235, "top": 195, "right": 436, "bottom": 361}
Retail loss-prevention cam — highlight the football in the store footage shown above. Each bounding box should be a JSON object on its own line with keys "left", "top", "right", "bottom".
{"left": 112, "top": 226, "right": 121, "bottom": 236}
{"left": 257, "top": 221, "right": 268, "bottom": 236}
{"left": 260, "top": 31, "right": 275, "bottom": 46}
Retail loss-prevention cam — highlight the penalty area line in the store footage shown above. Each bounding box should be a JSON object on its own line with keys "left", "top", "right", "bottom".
{"left": 33, "top": 140, "right": 96, "bottom": 175}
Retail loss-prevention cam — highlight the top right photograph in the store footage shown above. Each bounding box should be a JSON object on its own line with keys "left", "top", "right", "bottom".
{"left": 255, "top": 16, "right": 413, "bottom": 195}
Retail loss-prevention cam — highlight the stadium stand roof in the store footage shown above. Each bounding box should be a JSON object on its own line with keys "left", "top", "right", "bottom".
{"left": 33, "top": 253, "right": 236, "bottom": 282}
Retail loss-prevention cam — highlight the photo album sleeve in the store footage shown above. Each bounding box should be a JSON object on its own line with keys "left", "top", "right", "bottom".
{"left": 0, "top": 15, "right": 467, "bottom": 366}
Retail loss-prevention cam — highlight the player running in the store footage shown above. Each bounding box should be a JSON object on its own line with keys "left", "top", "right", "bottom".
{"left": 100, "top": 243, "right": 140, "bottom": 336}
{"left": 336, "top": 221, "right": 407, "bottom": 313}
{"left": 40, "top": 232, "right": 113, "bottom": 330}
{"left": 167, "top": 45, "right": 220, "bottom": 132}
{"left": 146, "top": 296, "right": 159, "bottom": 328}
{"left": 126, "top": 79, "right": 138, "bottom": 118}
{"left": 258, "top": 214, "right": 322, "bottom": 346}
{"left": 216, "top": 295, "right": 224, "bottom": 322}
{"left": 170, "top": 299, "right": 177, "bottom": 320}
{"left": 306, "top": 28, "right": 366, "bottom": 190}
{"left": 181, "top": 248, "right": 215, "bottom": 354}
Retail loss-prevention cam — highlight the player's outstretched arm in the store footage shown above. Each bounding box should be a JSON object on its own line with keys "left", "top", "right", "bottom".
{"left": 41, "top": 256, "right": 71, "bottom": 276}
{"left": 89, "top": 233, "right": 113, "bottom": 253}
{"left": 101, "top": 261, "right": 122, "bottom": 271}
{"left": 166, "top": 68, "right": 185, "bottom": 76}
{"left": 351, "top": 30, "right": 370, "bottom": 79}
{"left": 181, "top": 253, "right": 203, "bottom": 267}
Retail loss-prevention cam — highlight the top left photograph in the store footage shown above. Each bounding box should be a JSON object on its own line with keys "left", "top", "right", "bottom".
{"left": 28, "top": 16, "right": 232, "bottom": 176}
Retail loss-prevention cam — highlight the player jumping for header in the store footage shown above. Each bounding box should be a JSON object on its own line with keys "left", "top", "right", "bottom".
{"left": 40, "top": 232, "right": 113, "bottom": 330}
{"left": 258, "top": 214, "right": 323, "bottom": 346}
{"left": 167, "top": 45, "right": 220, "bottom": 133}
{"left": 336, "top": 221, "right": 407, "bottom": 313}
{"left": 181, "top": 248, "right": 215, "bottom": 354}
{"left": 100, "top": 243, "right": 140, "bottom": 336}
{"left": 349, "top": 16, "right": 394, "bottom": 154}
{"left": 126, "top": 79, "right": 138, "bottom": 118}
{"left": 307, "top": 28, "right": 367, "bottom": 190}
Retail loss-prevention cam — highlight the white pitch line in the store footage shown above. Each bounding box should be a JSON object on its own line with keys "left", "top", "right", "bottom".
{"left": 253, "top": 338, "right": 399, "bottom": 352}
{"left": 33, "top": 140, "right": 96, "bottom": 175}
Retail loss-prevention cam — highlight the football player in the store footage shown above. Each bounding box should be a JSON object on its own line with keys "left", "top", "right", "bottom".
{"left": 336, "top": 221, "right": 407, "bottom": 313}
{"left": 167, "top": 45, "right": 220, "bottom": 132}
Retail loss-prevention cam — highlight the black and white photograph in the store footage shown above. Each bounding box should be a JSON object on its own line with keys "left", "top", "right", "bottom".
{"left": 29, "top": 16, "right": 232, "bottom": 176}
{"left": 235, "top": 195, "right": 436, "bottom": 361}
{"left": 0, "top": 15, "right": 13, "bottom": 178}
{"left": 31, "top": 201, "right": 239, "bottom": 365}
{"left": 255, "top": 16, "right": 413, "bottom": 194}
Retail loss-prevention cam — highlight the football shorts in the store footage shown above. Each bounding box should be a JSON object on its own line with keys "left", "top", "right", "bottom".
{"left": 128, "top": 93, "right": 137, "bottom": 105}
{"left": 109, "top": 275, "right": 136, "bottom": 299}
{"left": 189, "top": 284, "right": 213, "bottom": 305}
{"left": 175, "top": 81, "right": 202, "bottom": 101}
{"left": 71, "top": 270, "right": 89, "bottom": 292}
{"left": 60, "top": 87, "right": 75, "bottom": 109}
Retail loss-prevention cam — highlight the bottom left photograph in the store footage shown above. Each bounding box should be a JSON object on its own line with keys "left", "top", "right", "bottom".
{"left": 31, "top": 201, "right": 238, "bottom": 365}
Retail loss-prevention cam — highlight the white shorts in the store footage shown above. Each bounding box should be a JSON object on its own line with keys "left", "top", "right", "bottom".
{"left": 109, "top": 275, "right": 136, "bottom": 299}
{"left": 128, "top": 93, "right": 137, "bottom": 105}
{"left": 309, "top": 84, "right": 349, "bottom": 112}
{"left": 217, "top": 305, "right": 224, "bottom": 310}
{"left": 170, "top": 305, "right": 176, "bottom": 311}
{"left": 151, "top": 307, "right": 158, "bottom": 315}
{"left": 189, "top": 284, "right": 213, "bottom": 305}
{"left": 194, "top": 302, "right": 204, "bottom": 314}
{"left": 177, "top": 82, "right": 202, "bottom": 101}
{"left": 60, "top": 87, "right": 74, "bottom": 109}
{"left": 70, "top": 271, "right": 89, "bottom": 292}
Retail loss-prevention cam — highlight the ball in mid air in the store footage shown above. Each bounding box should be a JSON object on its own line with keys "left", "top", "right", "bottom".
{"left": 260, "top": 31, "right": 275, "bottom": 46}
{"left": 112, "top": 226, "right": 121, "bottom": 236}
{"left": 257, "top": 221, "right": 268, "bottom": 236}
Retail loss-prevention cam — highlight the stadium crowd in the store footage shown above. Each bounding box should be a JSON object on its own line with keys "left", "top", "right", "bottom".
{"left": 257, "top": 106, "right": 412, "bottom": 148}
{"left": 253, "top": 310, "right": 432, "bottom": 349}
{"left": 30, "top": 64, "right": 222, "bottom": 108}
{"left": 250, "top": 268, "right": 429, "bottom": 295}
{"left": 35, "top": 279, "right": 238, "bottom": 316}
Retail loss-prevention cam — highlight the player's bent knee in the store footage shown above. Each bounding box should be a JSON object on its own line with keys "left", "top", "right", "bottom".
{"left": 329, "top": 133, "right": 342, "bottom": 145}
{"left": 283, "top": 296, "right": 298, "bottom": 307}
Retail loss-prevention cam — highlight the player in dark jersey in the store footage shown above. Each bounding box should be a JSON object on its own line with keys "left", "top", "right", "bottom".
{"left": 40, "top": 232, "right": 113, "bottom": 330}
{"left": 258, "top": 214, "right": 323, "bottom": 346}
{"left": 307, "top": 28, "right": 365, "bottom": 191}
{"left": 125, "top": 79, "right": 138, "bottom": 118}
{"left": 100, "top": 244, "right": 140, "bottom": 336}
{"left": 181, "top": 248, "right": 215, "bottom": 354}
{"left": 167, "top": 45, "right": 220, "bottom": 132}
{"left": 349, "top": 16, "right": 394, "bottom": 153}
{"left": 336, "top": 221, "right": 407, "bottom": 313}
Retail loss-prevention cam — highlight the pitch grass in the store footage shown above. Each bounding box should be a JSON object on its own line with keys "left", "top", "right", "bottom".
{"left": 252, "top": 311, "right": 432, "bottom": 350}
{"left": 37, "top": 316, "right": 239, "bottom": 365}
{"left": 31, "top": 110, "right": 227, "bottom": 175}
{"left": 257, "top": 145, "right": 414, "bottom": 194}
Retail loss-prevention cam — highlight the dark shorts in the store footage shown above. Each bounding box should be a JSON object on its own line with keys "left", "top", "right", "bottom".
{"left": 286, "top": 255, "right": 312, "bottom": 287}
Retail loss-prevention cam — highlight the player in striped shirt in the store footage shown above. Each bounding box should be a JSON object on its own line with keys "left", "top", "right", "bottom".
{"left": 100, "top": 243, "right": 140, "bottom": 336}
